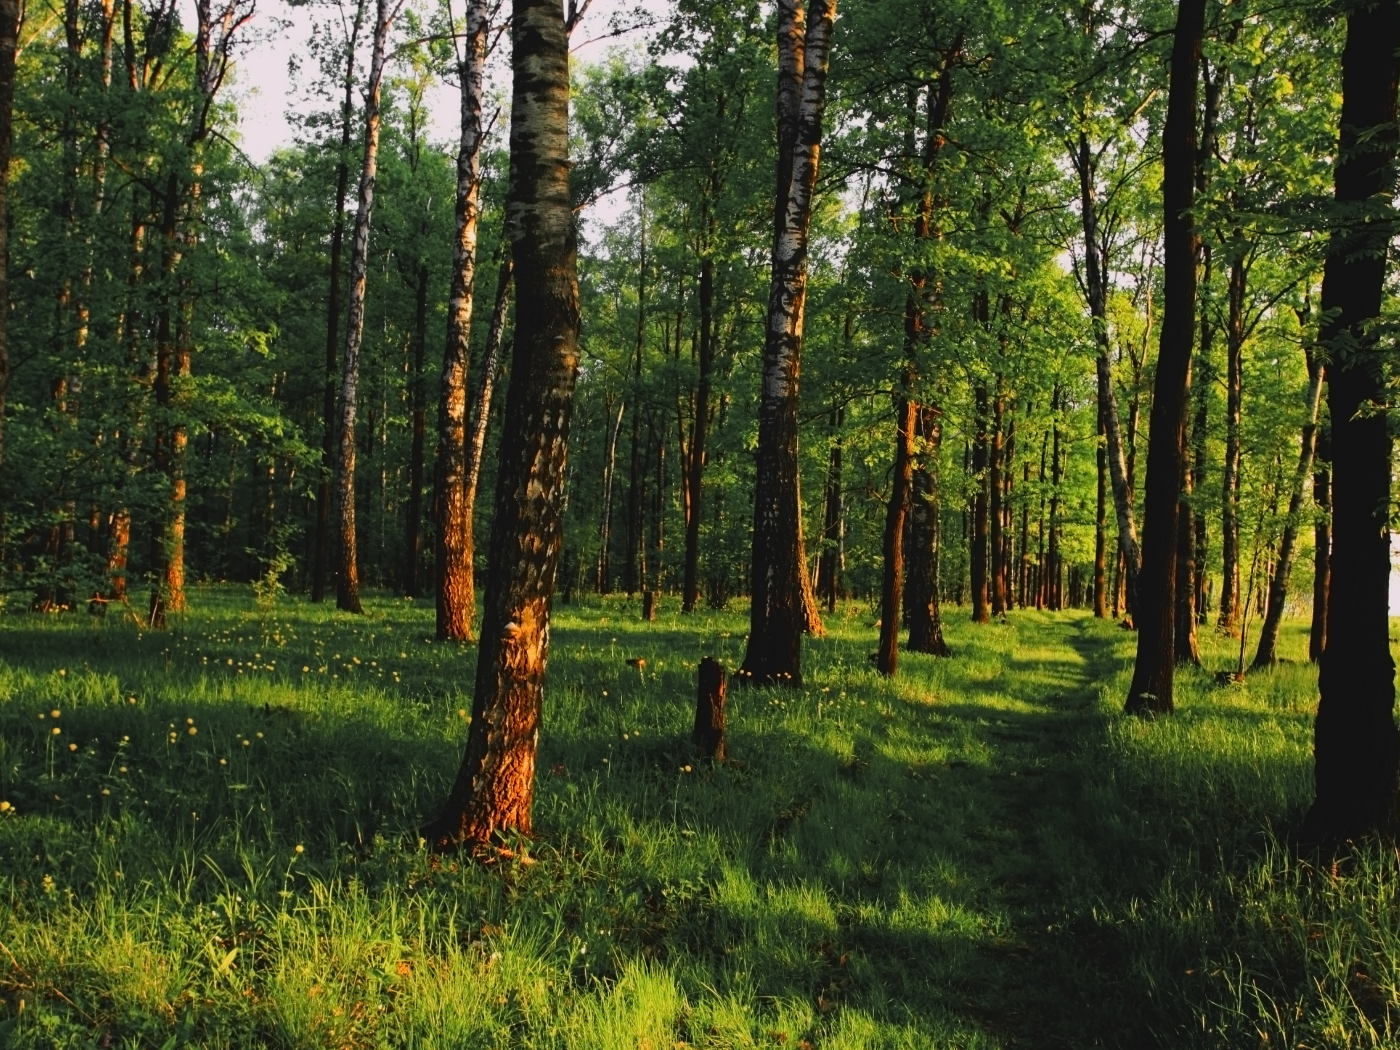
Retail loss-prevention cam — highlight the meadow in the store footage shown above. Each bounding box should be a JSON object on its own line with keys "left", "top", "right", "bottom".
{"left": 0, "top": 588, "right": 1396, "bottom": 1048}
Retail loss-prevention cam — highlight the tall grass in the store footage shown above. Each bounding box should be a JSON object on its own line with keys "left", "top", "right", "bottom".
{"left": 0, "top": 589, "right": 1394, "bottom": 1047}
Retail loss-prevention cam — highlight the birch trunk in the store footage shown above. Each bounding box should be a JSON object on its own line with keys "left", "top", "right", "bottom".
{"left": 434, "top": 0, "right": 491, "bottom": 637}
{"left": 336, "top": 0, "right": 398, "bottom": 614}
{"left": 424, "top": 0, "right": 579, "bottom": 847}
{"left": 740, "top": 0, "right": 836, "bottom": 688}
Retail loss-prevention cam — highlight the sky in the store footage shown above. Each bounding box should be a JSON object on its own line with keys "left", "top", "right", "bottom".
{"left": 229, "top": 0, "right": 661, "bottom": 162}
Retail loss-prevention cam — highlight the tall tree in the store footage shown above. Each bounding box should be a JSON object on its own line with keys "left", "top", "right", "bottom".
{"left": 435, "top": 0, "right": 491, "bottom": 639}
{"left": 1124, "top": 0, "right": 1204, "bottom": 715}
{"left": 335, "top": 0, "right": 403, "bottom": 613}
{"left": 311, "top": 0, "right": 366, "bottom": 604}
{"left": 424, "top": 0, "right": 580, "bottom": 848}
{"left": 0, "top": 0, "right": 17, "bottom": 504}
{"left": 1304, "top": 0, "right": 1400, "bottom": 845}
{"left": 739, "top": 0, "right": 835, "bottom": 688}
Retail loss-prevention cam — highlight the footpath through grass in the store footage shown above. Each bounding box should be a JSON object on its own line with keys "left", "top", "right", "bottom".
{"left": 0, "top": 589, "right": 1396, "bottom": 1048}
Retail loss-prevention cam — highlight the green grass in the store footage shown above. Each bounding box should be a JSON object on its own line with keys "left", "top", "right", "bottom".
{"left": 0, "top": 588, "right": 1395, "bottom": 1048}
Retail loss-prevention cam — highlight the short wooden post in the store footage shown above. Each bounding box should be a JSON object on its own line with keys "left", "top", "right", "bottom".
{"left": 642, "top": 590, "right": 658, "bottom": 621}
{"left": 692, "top": 656, "right": 727, "bottom": 762}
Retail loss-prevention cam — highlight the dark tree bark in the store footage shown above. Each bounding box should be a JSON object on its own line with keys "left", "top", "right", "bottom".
{"left": 907, "top": 404, "right": 950, "bottom": 655}
{"left": 1094, "top": 400, "right": 1108, "bottom": 617}
{"left": 1304, "top": 0, "right": 1400, "bottom": 845}
{"left": 990, "top": 388, "right": 1007, "bottom": 616}
{"left": 596, "top": 397, "right": 625, "bottom": 593}
{"left": 424, "top": 0, "right": 579, "bottom": 849}
{"left": 1175, "top": 447, "right": 1200, "bottom": 664}
{"left": 0, "top": 0, "right": 17, "bottom": 504}
{"left": 1310, "top": 422, "right": 1331, "bottom": 662}
{"left": 1047, "top": 388, "right": 1063, "bottom": 611}
{"left": 970, "top": 377, "right": 991, "bottom": 623}
{"left": 312, "top": 0, "right": 365, "bottom": 604}
{"left": 816, "top": 405, "right": 843, "bottom": 611}
{"left": 336, "top": 0, "right": 399, "bottom": 614}
{"left": 693, "top": 657, "right": 727, "bottom": 762}
{"left": 1217, "top": 252, "right": 1245, "bottom": 635}
{"left": 404, "top": 263, "right": 429, "bottom": 597}
{"left": 1125, "top": 0, "right": 1206, "bottom": 716}
{"left": 434, "top": 0, "right": 490, "bottom": 638}
{"left": 1252, "top": 351, "right": 1325, "bottom": 669}
{"left": 1192, "top": 54, "right": 1221, "bottom": 626}
{"left": 740, "top": 0, "right": 835, "bottom": 688}
{"left": 1077, "top": 130, "right": 1141, "bottom": 617}
{"left": 683, "top": 254, "right": 715, "bottom": 612}
{"left": 624, "top": 204, "right": 646, "bottom": 597}
{"left": 877, "top": 385, "right": 916, "bottom": 676}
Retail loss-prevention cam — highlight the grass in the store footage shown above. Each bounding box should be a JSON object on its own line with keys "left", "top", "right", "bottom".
{"left": 0, "top": 587, "right": 1395, "bottom": 1048}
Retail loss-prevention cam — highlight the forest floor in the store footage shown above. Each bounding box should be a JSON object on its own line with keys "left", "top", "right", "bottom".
{"left": 0, "top": 589, "right": 1396, "bottom": 1049}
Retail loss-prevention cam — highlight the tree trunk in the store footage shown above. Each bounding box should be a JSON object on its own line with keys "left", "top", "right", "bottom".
{"left": 1252, "top": 352, "right": 1325, "bottom": 669}
{"left": 1125, "top": 0, "right": 1205, "bottom": 716}
{"left": 1305, "top": 0, "right": 1400, "bottom": 845}
{"left": 692, "top": 657, "right": 727, "bottom": 762}
{"left": 1078, "top": 131, "right": 1141, "bottom": 617}
{"left": 740, "top": 0, "right": 835, "bottom": 688}
{"left": 312, "top": 0, "right": 365, "bottom": 604}
{"left": 683, "top": 254, "right": 715, "bottom": 612}
{"left": 336, "top": 0, "right": 398, "bottom": 614}
{"left": 424, "top": 0, "right": 579, "bottom": 849}
{"left": 624, "top": 203, "right": 646, "bottom": 597}
{"left": 816, "top": 406, "right": 843, "bottom": 611}
{"left": 404, "top": 263, "right": 429, "bottom": 597}
{"left": 0, "top": 0, "right": 15, "bottom": 505}
{"left": 1217, "top": 252, "right": 1245, "bottom": 635}
{"left": 1175, "top": 448, "right": 1200, "bottom": 664}
{"left": 970, "top": 378, "right": 990, "bottom": 623}
{"left": 907, "top": 403, "right": 950, "bottom": 655}
{"left": 596, "top": 398, "right": 624, "bottom": 593}
{"left": 1094, "top": 399, "right": 1108, "bottom": 617}
{"left": 877, "top": 388, "right": 916, "bottom": 675}
{"left": 431, "top": 0, "right": 489, "bottom": 636}
{"left": 1310, "top": 422, "right": 1330, "bottom": 662}
{"left": 990, "top": 388, "right": 1006, "bottom": 616}
{"left": 1047, "top": 388, "right": 1063, "bottom": 611}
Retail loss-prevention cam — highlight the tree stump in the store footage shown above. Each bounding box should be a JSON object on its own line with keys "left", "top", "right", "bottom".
{"left": 692, "top": 656, "right": 727, "bottom": 763}
{"left": 642, "top": 590, "right": 658, "bottom": 621}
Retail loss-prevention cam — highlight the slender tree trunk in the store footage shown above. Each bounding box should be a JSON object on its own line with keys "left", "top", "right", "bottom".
{"left": 336, "top": 0, "right": 398, "bottom": 614}
{"left": 740, "top": 0, "right": 835, "bottom": 688}
{"left": 597, "top": 397, "right": 625, "bottom": 593}
{"left": 1094, "top": 399, "right": 1108, "bottom": 617}
{"left": 970, "top": 378, "right": 990, "bottom": 623}
{"left": 907, "top": 404, "right": 950, "bottom": 654}
{"left": 1175, "top": 444, "right": 1200, "bottom": 664}
{"left": 0, "top": 0, "right": 17, "bottom": 510}
{"left": 624, "top": 204, "right": 646, "bottom": 597}
{"left": 683, "top": 255, "right": 715, "bottom": 612}
{"left": 1217, "top": 253, "right": 1245, "bottom": 635}
{"left": 1125, "top": 0, "right": 1205, "bottom": 715}
{"left": 817, "top": 405, "right": 843, "bottom": 610}
{"left": 429, "top": 0, "right": 490, "bottom": 635}
{"left": 878, "top": 386, "right": 916, "bottom": 675}
{"left": 1192, "top": 56, "right": 1221, "bottom": 627}
{"left": 404, "top": 263, "right": 429, "bottom": 596}
{"left": 424, "top": 0, "right": 579, "bottom": 849}
{"left": 1252, "top": 352, "right": 1326, "bottom": 668}
{"left": 1310, "top": 422, "right": 1330, "bottom": 662}
{"left": 1047, "top": 389, "right": 1063, "bottom": 611}
{"left": 1078, "top": 131, "right": 1141, "bottom": 617}
{"left": 990, "top": 388, "right": 1006, "bottom": 616}
{"left": 1305, "top": 0, "right": 1400, "bottom": 844}
{"left": 312, "top": 0, "right": 365, "bottom": 604}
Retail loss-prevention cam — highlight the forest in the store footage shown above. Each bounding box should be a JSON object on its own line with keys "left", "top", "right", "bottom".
{"left": 0, "top": 0, "right": 1399, "bottom": 1044}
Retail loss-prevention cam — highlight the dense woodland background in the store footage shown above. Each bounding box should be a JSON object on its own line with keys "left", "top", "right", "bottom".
{"left": 0, "top": 0, "right": 1350, "bottom": 659}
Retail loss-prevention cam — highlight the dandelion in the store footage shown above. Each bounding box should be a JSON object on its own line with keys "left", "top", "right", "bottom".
{"left": 188, "top": 726, "right": 197, "bottom": 736}
{"left": 58, "top": 669, "right": 66, "bottom": 677}
{"left": 0, "top": 801, "right": 10, "bottom": 812}
{"left": 122, "top": 735, "right": 129, "bottom": 742}
{"left": 68, "top": 743, "right": 77, "bottom": 752}
{"left": 302, "top": 666, "right": 309, "bottom": 673}
{"left": 51, "top": 710, "right": 61, "bottom": 719}
{"left": 52, "top": 727, "right": 61, "bottom": 736}
{"left": 118, "top": 767, "right": 127, "bottom": 774}
{"left": 101, "top": 788, "right": 110, "bottom": 796}
{"left": 458, "top": 709, "right": 467, "bottom": 718}
{"left": 242, "top": 739, "right": 250, "bottom": 747}
{"left": 683, "top": 765, "right": 692, "bottom": 773}
{"left": 294, "top": 844, "right": 305, "bottom": 854}
{"left": 256, "top": 732, "right": 264, "bottom": 739}
{"left": 219, "top": 758, "right": 227, "bottom": 766}
{"left": 227, "top": 659, "right": 233, "bottom": 666}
